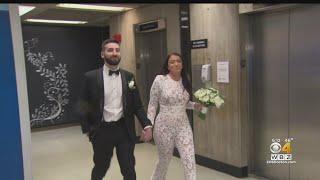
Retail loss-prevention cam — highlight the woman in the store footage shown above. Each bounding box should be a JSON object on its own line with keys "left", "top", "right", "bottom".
{"left": 147, "top": 52, "right": 202, "bottom": 180}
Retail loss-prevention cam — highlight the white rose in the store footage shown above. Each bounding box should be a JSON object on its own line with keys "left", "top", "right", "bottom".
{"left": 213, "top": 96, "right": 224, "bottom": 108}
{"left": 209, "top": 97, "right": 215, "bottom": 103}
{"left": 198, "top": 90, "right": 206, "bottom": 98}
{"left": 128, "top": 80, "right": 135, "bottom": 89}
{"left": 194, "top": 90, "right": 202, "bottom": 98}
{"left": 202, "top": 95, "right": 209, "bottom": 102}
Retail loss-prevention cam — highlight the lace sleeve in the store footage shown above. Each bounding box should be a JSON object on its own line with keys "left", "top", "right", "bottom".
{"left": 186, "top": 101, "right": 196, "bottom": 110}
{"left": 147, "top": 75, "right": 161, "bottom": 125}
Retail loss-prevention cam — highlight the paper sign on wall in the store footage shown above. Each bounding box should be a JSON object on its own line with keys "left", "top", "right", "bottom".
{"left": 217, "top": 61, "right": 229, "bottom": 83}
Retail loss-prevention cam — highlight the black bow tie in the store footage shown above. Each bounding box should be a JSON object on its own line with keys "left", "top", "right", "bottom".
{"left": 109, "top": 69, "right": 120, "bottom": 76}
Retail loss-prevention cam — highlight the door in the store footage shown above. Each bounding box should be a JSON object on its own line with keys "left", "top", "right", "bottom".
{"left": 289, "top": 5, "right": 320, "bottom": 180}
{"left": 249, "top": 5, "right": 320, "bottom": 180}
{"left": 251, "top": 10, "right": 290, "bottom": 180}
{"left": 134, "top": 29, "right": 167, "bottom": 108}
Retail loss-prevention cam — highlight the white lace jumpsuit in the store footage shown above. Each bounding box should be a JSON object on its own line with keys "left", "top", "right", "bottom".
{"left": 147, "top": 75, "right": 196, "bottom": 180}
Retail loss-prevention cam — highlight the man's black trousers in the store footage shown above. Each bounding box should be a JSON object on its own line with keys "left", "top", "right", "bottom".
{"left": 90, "top": 118, "right": 136, "bottom": 180}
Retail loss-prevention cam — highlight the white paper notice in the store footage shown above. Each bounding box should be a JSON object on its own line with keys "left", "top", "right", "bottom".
{"left": 217, "top": 61, "right": 229, "bottom": 83}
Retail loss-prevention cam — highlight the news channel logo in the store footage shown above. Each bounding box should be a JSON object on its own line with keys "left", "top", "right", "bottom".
{"left": 266, "top": 138, "right": 297, "bottom": 164}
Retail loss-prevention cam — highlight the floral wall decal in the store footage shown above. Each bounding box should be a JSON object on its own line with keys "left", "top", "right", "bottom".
{"left": 24, "top": 38, "right": 69, "bottom": 127}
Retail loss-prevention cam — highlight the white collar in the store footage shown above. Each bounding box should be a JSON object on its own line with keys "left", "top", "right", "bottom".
{"left": 103, "top": 64, "right": 120, "bottom": 73}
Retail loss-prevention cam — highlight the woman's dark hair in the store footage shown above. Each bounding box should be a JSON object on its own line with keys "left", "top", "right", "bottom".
{"left": 160, "top": 52, "right": 192, "bottom": 100}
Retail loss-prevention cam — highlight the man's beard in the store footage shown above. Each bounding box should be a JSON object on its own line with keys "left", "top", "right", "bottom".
{"left": 104, "top": 56, "right": 121, "bottom": 66}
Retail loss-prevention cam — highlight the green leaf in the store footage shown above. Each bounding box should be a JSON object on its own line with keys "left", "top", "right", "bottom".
{"left": 198, "top": 112, "right": 206, "bottom": 120}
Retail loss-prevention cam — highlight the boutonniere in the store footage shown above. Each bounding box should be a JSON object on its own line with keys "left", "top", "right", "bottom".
{"left": 128, "top": 78, "right": 136, "bottom": 89}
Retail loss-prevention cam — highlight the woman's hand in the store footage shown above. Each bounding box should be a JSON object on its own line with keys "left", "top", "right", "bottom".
{"left": 194, "top": 103, "right": 203, "bottom": 111}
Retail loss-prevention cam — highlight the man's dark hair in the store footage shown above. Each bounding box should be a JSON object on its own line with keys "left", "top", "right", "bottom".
{"left": 101, "top": 39, "right": 120, "bottom": 51}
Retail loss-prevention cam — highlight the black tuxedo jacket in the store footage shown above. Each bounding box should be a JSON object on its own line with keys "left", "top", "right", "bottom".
{"left": 76, "top": 67, "right": 152, "bottom": 142}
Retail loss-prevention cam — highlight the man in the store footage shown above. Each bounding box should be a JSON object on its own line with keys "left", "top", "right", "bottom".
{"left": 77, "top": 39, "right": 153, "bottom": 180}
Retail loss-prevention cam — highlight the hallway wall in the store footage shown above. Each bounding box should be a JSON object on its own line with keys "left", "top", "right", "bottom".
{"left": 108, "top": 4, "right": 181, "bottom": 135}
{"left": 189, "top": 4, "right": 248, "bottom": 174}
{"left": 108, "top": 4, "right": 248, "bottom": 177}
{"left": 21, "top": 25, "right": 108, "bottom": 129}
{"left": 108, "top": 4, "right": 180, "bottom": 75}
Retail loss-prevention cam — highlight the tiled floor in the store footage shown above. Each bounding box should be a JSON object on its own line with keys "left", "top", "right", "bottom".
{"left": 31, "top": 125, "right": 265, "bottom": 180}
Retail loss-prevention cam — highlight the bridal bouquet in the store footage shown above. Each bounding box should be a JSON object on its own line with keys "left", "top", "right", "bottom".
{"left": 193, "top": 87, "right": 224, "bottom": 120}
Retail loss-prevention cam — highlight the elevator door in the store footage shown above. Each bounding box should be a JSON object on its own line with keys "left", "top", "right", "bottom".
{"left": 251, "top": 5, "right": 320, "bottom": 180}
{"left": 252, "top": 11, "right": 290, "bottom": 180}
{"left": 134, "top": 30, "right": 167, "bottom": 109}
{"left": 289, "top": 5, "right": 320, "bottom": 180}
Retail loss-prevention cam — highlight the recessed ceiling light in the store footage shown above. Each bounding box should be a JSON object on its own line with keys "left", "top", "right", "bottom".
{"left": 25, "top": 19, "right": 88, "bottom": 24}
{"left": 19, "top": 5, "right": 35, "bottom": 16}
{"left": 56, "top": 4, "right": 132, "bottom": 12}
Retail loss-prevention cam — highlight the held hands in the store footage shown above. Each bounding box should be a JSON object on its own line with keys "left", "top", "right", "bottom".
{"left": 140, "top": 127, "right": 153, "bottom": 142}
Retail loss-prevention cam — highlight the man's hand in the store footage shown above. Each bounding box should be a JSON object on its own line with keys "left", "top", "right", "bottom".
{"left": 140, "top": 127, "right": 153, "bottom": 142}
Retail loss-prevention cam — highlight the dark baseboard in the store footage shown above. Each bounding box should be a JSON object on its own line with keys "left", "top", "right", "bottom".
{"left": 173, "top": 148, "right": 248, "bottom": 178}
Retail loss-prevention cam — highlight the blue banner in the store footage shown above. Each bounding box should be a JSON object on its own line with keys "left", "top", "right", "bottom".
{"left": 0, "top": 9, "right": 24, "bottom": 180}
{"left": 0, "top": 4, "right": 8, "bottom": 11}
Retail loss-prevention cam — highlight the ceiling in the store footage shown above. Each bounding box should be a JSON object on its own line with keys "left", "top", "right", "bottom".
{"left": 20, "top": 3, "right": 148, "bottom": 27}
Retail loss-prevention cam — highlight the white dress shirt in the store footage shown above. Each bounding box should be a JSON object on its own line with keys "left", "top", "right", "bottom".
{"left": 103, "top": 64, "right": 123, "bottom": 122}
{"left": 102, "top": 64, "right": 152, "bottom": 130}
